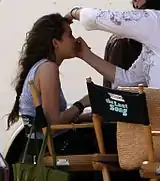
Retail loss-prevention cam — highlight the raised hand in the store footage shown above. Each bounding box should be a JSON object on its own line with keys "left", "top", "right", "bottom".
{"left": 75, "top": 37, "right": 92, "bottom": 60}
{"left": 65, "top": 7, "right": 82, "bottom": 23}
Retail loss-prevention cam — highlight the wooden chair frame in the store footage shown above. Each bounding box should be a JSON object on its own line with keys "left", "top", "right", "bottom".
{"left": 29, "top": 78, "right": 160, "bottom": 181}
{"left": 29, "top": 80, "right": 119, "bottom": 181}
{"left": 86, "top": 79, "right": 159, "bottom": 181}
{"left": 118, "top": 85, "right": 160, "bottom": 181}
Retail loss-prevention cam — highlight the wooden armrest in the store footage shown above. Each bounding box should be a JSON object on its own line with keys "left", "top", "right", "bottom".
{"left": 140, "top": 161, "right": 160, "bottom": 178}
{"left": 44, "top": 154, "right": 118, "bottom": 171}
{"left": 152, "top": 131, "right": 160, "bottom": 136}
{"left": 50, "top": 123, "right": 94, "bottom": 130}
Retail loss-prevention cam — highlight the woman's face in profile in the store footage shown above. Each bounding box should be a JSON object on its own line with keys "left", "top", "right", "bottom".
{"left": 56, "top": 23, "right": 76, "bottom": 59}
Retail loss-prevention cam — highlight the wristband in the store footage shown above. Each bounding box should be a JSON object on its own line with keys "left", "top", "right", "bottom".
{"left": 70, "top": 7, "right": 82, "bottom": 19}
{"left": 73, "top": 101, "right": 85, "bottom": 114}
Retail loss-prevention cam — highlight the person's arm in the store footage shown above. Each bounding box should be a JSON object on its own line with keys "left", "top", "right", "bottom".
{"left": 112, "top": 59, "right": 147, "bottom": 88}
{"left": 83, "top": 50, "right": 147, "bottom": 88}
{"left": 59, "top": 95, "right": 90, "bottom": 123}
{"left": 38, "top": 61, "right": 88, "bottom": 125}
{"left": 70, "top": 8, "right": 157, "bottom": 45}
{"left": 75, "top": 112, "right": 92, "bottom": 123}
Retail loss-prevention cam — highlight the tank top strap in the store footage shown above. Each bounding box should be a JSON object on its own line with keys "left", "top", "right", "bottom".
{"left": 27, "top": 59, "right": 48, "bottom": 82}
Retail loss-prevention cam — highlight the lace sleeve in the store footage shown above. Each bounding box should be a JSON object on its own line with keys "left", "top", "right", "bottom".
{"left": 80, "top": 8, "right": 157, "bottom": 45}
{"left": 112, "top": 56, "right": 147, "bottom": 89}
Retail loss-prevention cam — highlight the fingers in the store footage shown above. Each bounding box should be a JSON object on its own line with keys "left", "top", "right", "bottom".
{"left": 64, "top": 13, "right": 73, "bottom": 24}
{"left": 67, "top": 18, "right": 73, "bottom": 24}
{"left": 76, "top": 37, "right": 83, "bottom": 42}
{"left": 75, "top": 37, "right": 83, "bottom": 51}
{"left": 69, "top": 20, "right": 73, "bottom": 24}
{"left": 76, "top": 37, "right": 85, "bottom": 45}
{"left": 76, "top": 37, "right": 91, "bottom": 50}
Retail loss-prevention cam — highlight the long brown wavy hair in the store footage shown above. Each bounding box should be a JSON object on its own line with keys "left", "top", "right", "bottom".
{"left": 7, "top": 13, "right": 69, "bottom": 129}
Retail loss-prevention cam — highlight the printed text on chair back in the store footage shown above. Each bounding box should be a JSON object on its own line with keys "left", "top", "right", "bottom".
{"left": 87, "top": 81, "right": 150, "bottom": 125}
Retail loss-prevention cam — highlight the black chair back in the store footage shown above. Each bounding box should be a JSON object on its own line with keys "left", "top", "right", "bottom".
{"left": 87, "top": 81, "right": 150, "bottom": 125}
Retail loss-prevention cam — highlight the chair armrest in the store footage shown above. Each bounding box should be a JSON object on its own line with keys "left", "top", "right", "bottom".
{"left": 140, "top": 161, "right": 160, "bottom": 178}
{"left": 50, "top": 123, "right": 94, "bottom": 130}
{"left": 152, "top": 131, "right": 160, "bottom": 136}
{"left": 43, "top": 154, "right": 118, "bottom": 171}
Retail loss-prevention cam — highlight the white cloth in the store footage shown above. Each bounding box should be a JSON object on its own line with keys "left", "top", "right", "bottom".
{"left": 80, "top": 8, "right": 160, "bottom": 88}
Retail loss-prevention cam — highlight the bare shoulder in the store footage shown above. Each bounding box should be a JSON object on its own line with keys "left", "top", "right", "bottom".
{"left": 36, "top": 60, "right": 59, "bottom": 84}
{"left": 38, "top": 60, "right": 59, "bottom": 73}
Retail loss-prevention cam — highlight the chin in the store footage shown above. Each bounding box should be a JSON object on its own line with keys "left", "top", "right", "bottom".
{"left": 68, "top": 56, "right": 75, "bottom": 59}
{"left": 64, "top": 55, "right": 74, "bottom": 60}
{"left": 68, "top": 53, "right": 76, "bottom": 59}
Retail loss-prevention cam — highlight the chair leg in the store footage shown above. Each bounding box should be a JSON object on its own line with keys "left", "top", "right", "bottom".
{"left": 42, "top": 128, "right": 53, "bottom": 156}
{"left": 92, "top": 114, "right": 110, "bottom": 181}
{"left": 145, "top": 125, "right": 157, "bottom": 181}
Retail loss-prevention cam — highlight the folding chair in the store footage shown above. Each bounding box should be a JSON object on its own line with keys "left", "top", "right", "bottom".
{"left": 29, "top": 80, "right": 118, "bottom": 181}
{"left": 117, "top": 86, "right": 160, "bottom": 180}
{"left": 86, "top": 78, "right": 159, "bottom": 181}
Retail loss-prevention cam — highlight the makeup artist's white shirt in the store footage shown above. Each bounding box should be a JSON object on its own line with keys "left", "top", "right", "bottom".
{"left": 80, "top": 8, "right": 160, "bottom": 88}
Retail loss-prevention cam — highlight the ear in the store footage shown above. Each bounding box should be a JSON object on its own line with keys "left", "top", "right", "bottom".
{"left": 52, "top": 38, "right": 60, "bottom": 49}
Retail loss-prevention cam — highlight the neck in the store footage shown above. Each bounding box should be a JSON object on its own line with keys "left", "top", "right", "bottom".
{"left": 56, "top": 58, "right": 63, "bottom": 66}
{"left": 54, "top": 52, "right": 63, "bottom": 66}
